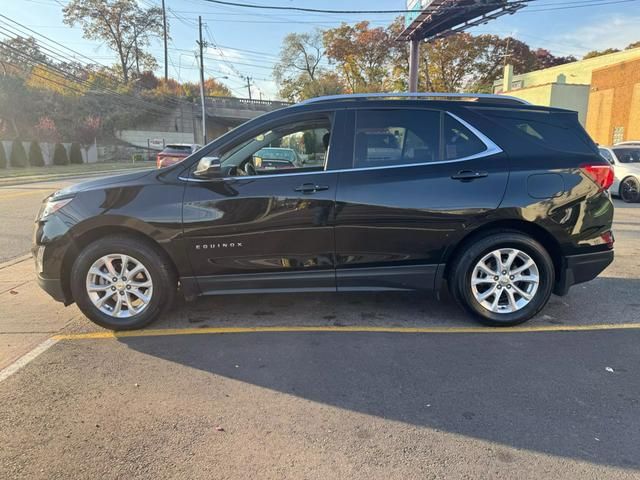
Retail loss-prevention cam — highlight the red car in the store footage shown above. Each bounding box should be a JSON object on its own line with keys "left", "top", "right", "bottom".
{"left": 156, "top": 144, "right": 201, "bottom": 168}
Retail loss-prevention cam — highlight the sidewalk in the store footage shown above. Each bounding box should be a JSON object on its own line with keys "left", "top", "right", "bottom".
{"left": 0, "top": 257, "right": 79, "bottom": 370}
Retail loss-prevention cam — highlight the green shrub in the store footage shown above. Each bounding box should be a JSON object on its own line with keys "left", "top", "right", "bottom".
{"left": 69, "top": 143, "right": 83, "bottom": 164}
{"left": 52, "top": 143, "right": 69, "bottom": 166}
{"left": 0, "top": 142, "right": 6, "bottom": 169}
{"left": 28, "top": 141, "right": 45, "bottom": 167}
{"left": 10, "top": 140, "right": 28, "bottom": 168}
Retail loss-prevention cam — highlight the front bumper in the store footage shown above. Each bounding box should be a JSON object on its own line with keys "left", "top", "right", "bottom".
{"left": 554, "top": 250, "right": 614, "bottom": 296}
{"left": 36, "top": 273, "right": 68, "bottom": 304}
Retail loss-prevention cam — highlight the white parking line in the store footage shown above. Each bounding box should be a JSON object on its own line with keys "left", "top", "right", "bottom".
{"left": 0, "top": 337, "right": 59, "bottom": 384}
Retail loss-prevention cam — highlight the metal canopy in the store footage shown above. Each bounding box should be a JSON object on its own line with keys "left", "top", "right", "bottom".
{"left": 398, "top": 0, "right": 529, "bottom": 42}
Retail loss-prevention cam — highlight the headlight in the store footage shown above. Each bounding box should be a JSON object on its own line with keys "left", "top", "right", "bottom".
{"left": 40, "top": 197, "right": 74, "bottom": 220}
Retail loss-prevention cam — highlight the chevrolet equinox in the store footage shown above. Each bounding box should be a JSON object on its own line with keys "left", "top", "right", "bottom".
{"left": 33, "top": 93, "right": 615, "bottom": 330}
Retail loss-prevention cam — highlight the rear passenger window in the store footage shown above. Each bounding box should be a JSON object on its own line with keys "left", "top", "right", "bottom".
{"left": 354, "top": 110, "right": 440, "bottom": 168}
{"left": 471, "top": 108, "right": 597, "bottom": 154}
{"left": 443, "top": 115, "right": 488, "bottom": 160}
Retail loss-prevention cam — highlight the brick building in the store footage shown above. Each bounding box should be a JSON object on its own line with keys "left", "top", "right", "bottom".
{"left": 586, "top": 57, "right": 640, "bottom": 145}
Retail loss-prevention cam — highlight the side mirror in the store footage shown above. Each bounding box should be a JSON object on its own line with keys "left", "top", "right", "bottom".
{"left": 194, "top": 156, "right": 222, "bottom": 178}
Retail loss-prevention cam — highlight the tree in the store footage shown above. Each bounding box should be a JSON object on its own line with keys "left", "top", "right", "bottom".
{"left": 0, "top": 36, "right": 47, "bottom": 76}
{"left": 63, "top": 0, "right": 165, "bottom": 83}
{"left": 52, "top": 143, "right": 69, "bottom": 165}
{"left": 534, "top": 49, "right": 577, "bottom": 69}
{"left": 323, "top": 21, "right": 395, "bottom": 93}
{"left": 626, "top": 41, "right": 640, "bottom": 50}
{"left": 34, "top": 117, "right": 59, "bottom": 164}
{"left": 69, "top": 143, "right": 83, "bottom": 164}
{"left": 76, "top": 115, "right": 100, "bottom": 156}
{"left": 275, "top": 30, "right": 325, "bottom": 84}
{"left": 10, "top": 140, "right": 28, "bottom": 168}
{"left": 0, "top": 142, "right": 6, "bottom": 169}
{"left": 28, "top": 141, "right": 45, "bottom": 167}
{"left": 583, "top": 48, "right": 621, "bottom": 59}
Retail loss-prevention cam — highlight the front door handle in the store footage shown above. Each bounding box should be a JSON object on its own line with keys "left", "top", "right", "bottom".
{"left": 451, "top": 170, "right": 489, "bottom": 181}
{"left": 294, "top": 183, "right": 329, "bottom": 194}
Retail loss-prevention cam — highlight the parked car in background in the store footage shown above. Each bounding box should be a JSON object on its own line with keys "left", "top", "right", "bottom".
{"left": 34, "top": 93, "right": 614, "bottom": 331}
{"left": 253, "top": 147, "right": 302, "bottom": 170}
{"left": 156, "top": 144, "right": 201, "bottom": 168}
{"left": 598, "top": 145, "right": 640, "bottom": 202}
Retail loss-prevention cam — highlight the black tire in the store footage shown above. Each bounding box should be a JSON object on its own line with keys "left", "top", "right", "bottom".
{"left": 70, "top": 235, "right": 176, "bottom": 330}
{"left": 620, "top": 176, "right": 640, "bottom": 203}
{"left": 449, "top": 231, "right": 554, "bottom": 327}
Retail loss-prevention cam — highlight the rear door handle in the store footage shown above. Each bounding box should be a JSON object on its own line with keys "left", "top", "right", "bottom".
{"left": 294, "top": 183, "right": 329, "bottom": 193}
{"left": 451, "top": 170, "right": 489, "bottom": 181}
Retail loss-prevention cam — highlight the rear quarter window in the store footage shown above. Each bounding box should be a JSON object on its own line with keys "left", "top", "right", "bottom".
{"left": 471, "top": 108, "right": 597, "bottom": 155}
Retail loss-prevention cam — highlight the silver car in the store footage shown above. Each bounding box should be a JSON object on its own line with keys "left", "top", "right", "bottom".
{"left": 599, "top": 145, "right": 640, "bottom": 202}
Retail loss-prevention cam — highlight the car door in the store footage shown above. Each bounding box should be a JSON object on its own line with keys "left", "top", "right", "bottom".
{"left": 334, "top": 106, "right": 509, "bottom": 291}
{"left": 182, "top": 110, "right": 344, "bottom": 294}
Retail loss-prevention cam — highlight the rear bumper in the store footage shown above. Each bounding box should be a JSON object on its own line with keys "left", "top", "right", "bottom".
{"left": 554, "top": 250, "right": 614, "bottom": 296}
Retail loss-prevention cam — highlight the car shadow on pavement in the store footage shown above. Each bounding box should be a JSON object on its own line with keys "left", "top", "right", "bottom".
{"left": 120, "top": 276, "right": 640, "bottom": 471}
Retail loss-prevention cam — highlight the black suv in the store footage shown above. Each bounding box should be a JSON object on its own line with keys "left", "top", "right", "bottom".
{"left": 33, "top": 93, "right": 615, "bottom": 330}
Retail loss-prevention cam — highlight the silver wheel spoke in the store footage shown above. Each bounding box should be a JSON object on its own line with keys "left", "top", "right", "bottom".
{"left": 511, "top": 260, "right": 534, "bottom": 275}
{"left": 504, "top": 250, "right": 518, "bottom": 270}
{"left": 477, "top": 261, "right": 497, "bottom": 276}
{"left": 89, "top": 268, "right": 112, "bottom": 283}
{"left": 96, "top": 292, "right": 115, "bottom": 307}
{"left": 512, "top": 284, "right": 532, "bottom": 301}
{"left": 129, "top": 288, "right": 151, "bottom": 304}
{"left": 88, "top": 284, "right": 111, "bottom": 292}
{"left": 472, "top": 277, "right": 495, "bottom": 286}
{"left": 490, "top": 288, "right": 503, "bottom": 310}
{"left": 120, "top": 255, "right": 129, "bottom": 276}
{"left": 505, "top": 289, "right": 518, "bottom": 312}
{"left": 477, "top": 285, "right": 498, "bottom": 302}
{"left": 112, "top": 294, "right": 123, "bottom": 316}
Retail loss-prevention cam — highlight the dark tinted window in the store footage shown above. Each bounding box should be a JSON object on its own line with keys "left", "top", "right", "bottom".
{"left": 472, "top": 108, "right": 596, "bottom": 154}
{"left": 612, "top": 147, "right": 640, "bottom": 164}
{"left": 443, "top": 115, "right": 487, "bottom": 160}
{"left": 354, "top": 109, "right": 440, "bottom": 168}
{"left": 163, "top": 145, "right": 192, "bottom": 155}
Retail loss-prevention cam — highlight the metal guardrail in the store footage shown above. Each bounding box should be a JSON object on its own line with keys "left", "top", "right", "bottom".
{"left": 205, "top": 96, "right": 292, "bottom": 110}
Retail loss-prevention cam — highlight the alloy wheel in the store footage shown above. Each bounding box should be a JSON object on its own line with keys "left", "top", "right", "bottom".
{"left": 85, "top": 254, "right": 154, "bottom": 318}
{"left": 470, "top": 248, "right": 540, "bottom": 314}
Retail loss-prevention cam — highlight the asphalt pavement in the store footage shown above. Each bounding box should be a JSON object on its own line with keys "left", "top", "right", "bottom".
{"left": 0, "top": 175, "right": 639, "bottom": 479}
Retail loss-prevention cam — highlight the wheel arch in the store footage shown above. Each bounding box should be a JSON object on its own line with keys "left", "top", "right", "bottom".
{"left": 61, "top": 223, "right": 179, "bottom": 304}
{"left": 442, "top": 219, "right": 563, "bottom": 285}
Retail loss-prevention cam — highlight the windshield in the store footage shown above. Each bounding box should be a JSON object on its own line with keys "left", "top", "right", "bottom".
{"left": 612, "top": 147, "right": 640, "bottom": 164}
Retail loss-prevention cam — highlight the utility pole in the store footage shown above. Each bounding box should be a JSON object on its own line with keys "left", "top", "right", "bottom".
{"left": 198, "top": 16, "right": 207, "bottom": 144}
{"left": 408, "top": 38, "right": 420, "bottom": 93}
{"left": 245, "top": 76, "right": 252, "bottom": 100}
{"left": 162, "top": 0, "right": 168, "bottom": 81}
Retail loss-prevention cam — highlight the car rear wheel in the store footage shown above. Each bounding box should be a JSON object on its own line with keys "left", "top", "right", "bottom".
{"left": 70, "top": 235, "right": 176, "bottom": 330}
{"left": 620, "top": 176, "right": 640, "bottom": 203}
{"left": 449, "top": 232, "right": 554, "bottom": 327}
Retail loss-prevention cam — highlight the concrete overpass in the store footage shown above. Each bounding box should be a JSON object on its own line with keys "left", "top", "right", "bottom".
{"left": 202, "top": 96, "right": 292, "bottom": 140}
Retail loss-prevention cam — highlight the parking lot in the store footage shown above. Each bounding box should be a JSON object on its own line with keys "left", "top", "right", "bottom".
{"left": 1, "top": 187, "right": 639, "bottom": 479}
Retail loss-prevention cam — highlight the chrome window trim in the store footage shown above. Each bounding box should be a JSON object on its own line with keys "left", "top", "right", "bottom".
{"left": 180, "top": 112, "right": 502, "bottom": 183}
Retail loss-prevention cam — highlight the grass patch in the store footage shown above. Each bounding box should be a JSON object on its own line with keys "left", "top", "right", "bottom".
{"left": 0, "top": 161, "right": 155, "bottom": 179}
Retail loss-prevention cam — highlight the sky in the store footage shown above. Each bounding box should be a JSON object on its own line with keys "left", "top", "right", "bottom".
{"left": 2, "top": 0, "right": 640, "bottom": 99}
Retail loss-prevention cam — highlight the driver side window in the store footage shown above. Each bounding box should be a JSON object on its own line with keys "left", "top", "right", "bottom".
{"left": 220, "top": 116, "right": 332, "bottom": 176}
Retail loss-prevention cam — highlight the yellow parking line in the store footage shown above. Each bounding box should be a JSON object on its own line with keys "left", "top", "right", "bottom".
{"left": 53, "top": 322, "right": 640, "bottom": 341}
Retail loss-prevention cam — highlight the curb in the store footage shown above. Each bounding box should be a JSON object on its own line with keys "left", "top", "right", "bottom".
{"left": 0, "top": 254, "right": 31, "bottom": 270}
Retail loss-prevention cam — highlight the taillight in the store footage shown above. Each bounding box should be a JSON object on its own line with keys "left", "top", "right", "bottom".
{"left": 580, "top": 163, "right": 614, "bottom": 191}
{"left": 156, "top": 154, "right": 163, "bottom": 168}
{"left": 601, "top": 231, "right": 614, "bottom": 249}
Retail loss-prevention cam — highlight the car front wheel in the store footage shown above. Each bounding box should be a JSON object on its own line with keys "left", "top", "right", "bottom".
{"left": 450, "top": 232, "right": 555, "bottom": 327}
{"left": 70, "top": 235, "right": 176, "bottom": 330}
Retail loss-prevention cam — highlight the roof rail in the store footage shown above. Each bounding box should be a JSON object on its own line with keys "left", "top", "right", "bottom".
{"left": 299, "top": 92, "right": 531, "bottom": 106}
